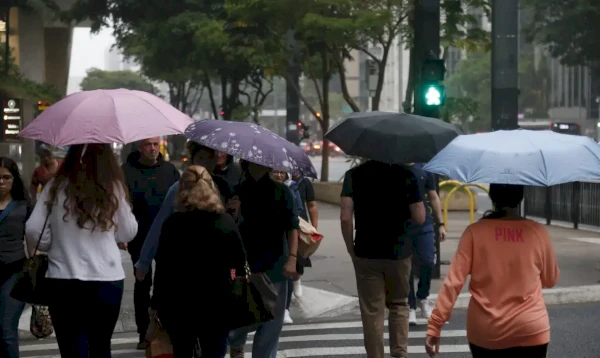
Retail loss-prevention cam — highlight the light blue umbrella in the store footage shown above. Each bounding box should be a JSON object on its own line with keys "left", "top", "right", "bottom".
{"left": 423, "top": 129, "right": 600, "bottom": 186}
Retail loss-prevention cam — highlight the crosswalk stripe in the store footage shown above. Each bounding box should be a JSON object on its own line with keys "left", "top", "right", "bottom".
{"left": 225, "top": 345, "right": 472, "bottom": 357}
{"left": 20, "top": 319, "right": 465, "bottom": 357}
{"left": 21, "top": 330, "right": 461, "bottom": 352}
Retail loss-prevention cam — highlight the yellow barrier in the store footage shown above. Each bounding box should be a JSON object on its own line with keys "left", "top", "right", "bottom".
{"left": 440, "top": 181, "right": 489, "bottom": 229}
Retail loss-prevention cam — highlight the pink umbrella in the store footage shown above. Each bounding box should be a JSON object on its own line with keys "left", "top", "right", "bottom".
{"left": 19, "top": 89, "right": 193, "bottom": 146}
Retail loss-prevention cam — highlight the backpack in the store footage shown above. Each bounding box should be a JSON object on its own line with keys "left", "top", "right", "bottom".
{"left": 287, "top": 180, "right": 305, "bottom": 216}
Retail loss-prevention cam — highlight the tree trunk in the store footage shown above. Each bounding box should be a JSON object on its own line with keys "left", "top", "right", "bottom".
{"left": 204, "top": 71, "right": 218, "bottom": 119}
{"left": 403, "top": 46, "right": 416, "bottom": 113}
{"left": 371, "top": 47, "right": 390, "bottom": 111}
{"left": 320, "top": 52, "right": 331, "bottom": 182}
{"left": 333, "top": 49, "right": 360, "bottom": 112}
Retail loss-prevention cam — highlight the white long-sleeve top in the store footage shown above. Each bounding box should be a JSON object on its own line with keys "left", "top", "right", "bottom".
{"left": 25, "top": 179, "right": 138, "bottom": 281}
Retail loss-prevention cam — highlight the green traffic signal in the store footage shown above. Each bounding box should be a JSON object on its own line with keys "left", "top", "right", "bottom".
{"left": 424, "top": 85, "right": 445, "bottom": 106}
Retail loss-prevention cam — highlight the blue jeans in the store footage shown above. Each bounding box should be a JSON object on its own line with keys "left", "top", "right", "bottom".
{"left": 408, "top": 231, "right": 435, "bottom": 310}
{"left": 0, "top": 272, "right": 26, "bottom": 358}
{"left": 228, "top": 280, "right": 288, "bottom": 358}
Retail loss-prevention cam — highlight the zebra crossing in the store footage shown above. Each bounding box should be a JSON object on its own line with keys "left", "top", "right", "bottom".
{"left": 19, "top": 318, "right": 471, "bottom": 357}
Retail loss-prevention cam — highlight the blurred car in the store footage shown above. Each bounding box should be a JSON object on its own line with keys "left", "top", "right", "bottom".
{"left": 303, "top": 140, "right": 344, "bottom": 157}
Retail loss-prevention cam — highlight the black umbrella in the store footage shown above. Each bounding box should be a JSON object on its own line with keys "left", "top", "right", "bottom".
{"left": 325, "top": 111, "right": 463, "bottom": 164}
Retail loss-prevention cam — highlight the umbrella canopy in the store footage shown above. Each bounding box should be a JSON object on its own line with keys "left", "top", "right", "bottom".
{"left": 184, "top": 120, "right": 318, "bottom": 178}
{"left": 325, "top": 111, "right": 462, "bottom": 164}
{"left": 423, "top": 129, "right": 600, "bottom": 186}
{"left": 19, "top": 89, "right": 193, "bottom": 146}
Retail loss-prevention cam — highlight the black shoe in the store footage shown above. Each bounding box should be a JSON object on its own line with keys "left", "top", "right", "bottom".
{"left": 137, "top": 335, "right": 148, "bottom": 350}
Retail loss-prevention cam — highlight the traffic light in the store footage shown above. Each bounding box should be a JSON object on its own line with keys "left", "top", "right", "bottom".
{"left": 220, "top": 110, "right": 225, "bottom": 117}
{"left": 297, "top": 121, "right": 310, "bottom": 139}
{"left": 420, "top": 59, "right": 446, "bottom": 107}
{"left": 424, "top": 84, "right": 445, "bottom": 106}
{"left": 37, "top": 100, "right": 51, "bottom": 111}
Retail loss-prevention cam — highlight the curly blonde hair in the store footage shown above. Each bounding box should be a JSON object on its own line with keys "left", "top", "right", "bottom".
{"left": 176, "top": 165, "right": 224, "bottom": 213}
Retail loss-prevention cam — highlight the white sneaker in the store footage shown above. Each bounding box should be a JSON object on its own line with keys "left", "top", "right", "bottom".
{"left": 284, "top": 309, "right": 293, "bottom": 324}
{"left": 409, "top": 309, "right": 417, "bottom": 326}
{"left": 293, "top": 279, "right": 303, "bottom": 298}
{"left": 419, "top": 299, "right": 432, "bottom": 319}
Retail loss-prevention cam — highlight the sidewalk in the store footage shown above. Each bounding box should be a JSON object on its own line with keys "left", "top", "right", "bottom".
{"left": 295, "top": 203, "right": 600, "bottom": 317}
{"left": 19, "top": 202, "right": 600, "bottom": 338}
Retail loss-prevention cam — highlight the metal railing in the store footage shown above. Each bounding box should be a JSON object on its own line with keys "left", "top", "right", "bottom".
{"left": 439, "top": 180, "right": 489, "bottom": 228}
{"left": 523, "top": 181, "right": 600, "bottom": 229}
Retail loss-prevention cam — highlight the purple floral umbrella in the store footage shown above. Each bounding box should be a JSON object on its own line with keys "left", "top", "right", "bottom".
{"left": 184, "top": 120, "right": 318, "bottom": 178}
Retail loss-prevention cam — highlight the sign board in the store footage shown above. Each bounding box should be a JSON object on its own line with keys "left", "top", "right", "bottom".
{"left": 2, "top": 98, "right": 22, "bottom": 141}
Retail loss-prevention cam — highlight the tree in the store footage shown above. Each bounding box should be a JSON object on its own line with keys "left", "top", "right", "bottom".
{"left": 79, "top": 68, "right": 157, "bottom": 92}
{"left": 64, "top": 0, "right": 274, "bottom": 123}
{"left": 444, "top": 50, "right": 551, "bottom": 130}
{"left": 225, "top": 0, "right": 357, "bottom": 181}
{"left": 342, "top": 0, "right": 413, "bottom": 111}
{"left": 522, "top": 0, "right": 600, "bottom": 68}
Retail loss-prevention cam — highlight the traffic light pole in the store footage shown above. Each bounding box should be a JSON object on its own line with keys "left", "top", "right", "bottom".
{"left": 413, "top": 0, "right": 441, "bottom": 118}
{"left": 413, "top": 0, "right": 444, "bottom": 280}
{"left": 491, "top": 0, "right": 519, "bottom": 131}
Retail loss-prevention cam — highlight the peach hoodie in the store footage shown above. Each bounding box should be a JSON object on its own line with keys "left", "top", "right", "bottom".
{"left": 427, "top": 218, "right": 560, "bottom": 350}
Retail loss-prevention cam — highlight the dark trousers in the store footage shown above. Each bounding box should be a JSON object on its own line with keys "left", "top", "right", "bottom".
{"left": 48, "top": 279, "right": 124, "bottom": 358}
{"left": 469, "top": 343, "right": 548, "bottom": 358}
{"left": 130, "top": 253, "right": 153, "bottom": 338}
{"left": 285, "top": 257, "right": 310, "bottom": 310}
{"left": 161, "top": 313, "right": 228, "bottom": 358}
{"left": 0, "top": 272, "right": 26, "bottom": 358}
{"left": 408, "top": 231, "right": 435, "bottom": 310}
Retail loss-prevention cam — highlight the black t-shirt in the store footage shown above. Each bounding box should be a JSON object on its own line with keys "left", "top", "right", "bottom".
{"left": 234, "top": 176, "right": 300, "bottom": 282}
{"left": 295, "top": 177, "right": 315, "bottom": 221}
{"left": 341, "top": 161, "right": 423, "bottom": 260}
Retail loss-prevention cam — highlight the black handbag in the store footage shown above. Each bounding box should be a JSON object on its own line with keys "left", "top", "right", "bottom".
{"left": 11, "top": 211, "right": 51, "bottom": 305}
{"left": 229, "top": 244, "right": 279, "bottom": 330}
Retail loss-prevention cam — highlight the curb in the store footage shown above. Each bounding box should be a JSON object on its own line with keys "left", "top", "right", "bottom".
{"left": 302, "top": 284, "right": 600, "bottom": 318}
{"left": 18, "top": 285, "right": 600, "bottom": 338}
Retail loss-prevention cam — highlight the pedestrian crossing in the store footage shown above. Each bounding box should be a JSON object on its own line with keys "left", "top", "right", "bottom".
{"left": 19, "top": 319, "right": 470, "bottom": 357}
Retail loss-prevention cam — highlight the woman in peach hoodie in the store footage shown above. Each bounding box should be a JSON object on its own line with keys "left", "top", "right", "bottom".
{"left": 425, "top": 184, "right": 559, "bottom": 357}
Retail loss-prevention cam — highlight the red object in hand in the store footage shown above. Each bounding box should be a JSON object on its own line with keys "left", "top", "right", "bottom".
{"left": 311, "top": 233, "right": 324, "bottom": 243}
{"left": 230, "top": 269, "right": 236, "bottom": 280}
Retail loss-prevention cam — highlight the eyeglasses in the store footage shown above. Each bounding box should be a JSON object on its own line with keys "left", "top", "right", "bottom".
{"left": 0, "top": 175, "right": 13, "bottom": 182}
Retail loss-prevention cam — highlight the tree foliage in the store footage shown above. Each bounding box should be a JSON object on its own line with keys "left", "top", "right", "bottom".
{"left": 444, "top": 49, "right": 550, "bottom": 130}
{"left": 79, "top": 68, "right": 156, "bottom": 92}
{"left": 65, "top": 0, "right": 275, "bottom": 122}
{"left": 522, "top": 0, "right": 600, "bottom": 68}
{"left": 0, "top": 43, "right": 60, "bottom": 102}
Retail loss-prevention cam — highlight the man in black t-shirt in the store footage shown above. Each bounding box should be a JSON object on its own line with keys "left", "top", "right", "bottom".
{"left": 340, "top": 160, "right": 425, "bottom": 358}
{"left": 291, "top": 173, "right": 318, "bottom": 226}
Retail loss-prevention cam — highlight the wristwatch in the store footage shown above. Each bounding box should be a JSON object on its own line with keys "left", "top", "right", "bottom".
{"left": 435, "top": 222, "right": 445, "bottom": 228}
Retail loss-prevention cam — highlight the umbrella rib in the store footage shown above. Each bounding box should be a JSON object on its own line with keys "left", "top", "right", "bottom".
{"left": 109, "top": 93, "right": 123, "bottom": 143}
{"left": 60, "top": 93, "right": 102, "bottom": 145}
{"left": 527, "top": 136, "right": 549, "bottom": 186}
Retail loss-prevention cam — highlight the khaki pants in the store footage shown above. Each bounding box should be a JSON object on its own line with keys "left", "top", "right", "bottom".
{"left": 353, "top": 256, "right": 412, "bottom": 358}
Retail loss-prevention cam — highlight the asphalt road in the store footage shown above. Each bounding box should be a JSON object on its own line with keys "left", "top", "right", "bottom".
{"left": 19, "top": 303, "right": 600, "bottom": 357}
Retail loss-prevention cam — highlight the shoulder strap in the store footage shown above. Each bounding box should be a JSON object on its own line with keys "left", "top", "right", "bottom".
{"left": 0, "top": 200, "right": 18, "bottom": 225}
{"left": 33, "top": 209, "right": 52, "bottom": 255}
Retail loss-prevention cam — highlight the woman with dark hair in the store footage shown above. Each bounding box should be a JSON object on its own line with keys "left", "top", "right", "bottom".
{"left": 0, "top": 157, "right": 32, "bottom": 358}
{"left": 26, "top": 144, "right": 138, "bottom": 358}
{"left": 152, "top": 165, "right": 246, "bottom": 358}
{"left": 425, "top": 184, "right": 560, "bottom": 358}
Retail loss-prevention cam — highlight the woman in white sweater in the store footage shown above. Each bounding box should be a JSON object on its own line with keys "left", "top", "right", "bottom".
{"left": 26, "top": 143, "right": 138, "bottom": 358}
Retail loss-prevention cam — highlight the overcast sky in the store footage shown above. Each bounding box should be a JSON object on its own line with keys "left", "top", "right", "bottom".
{"left": 69, "top": 27, "right": 114, "bottom": 77}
